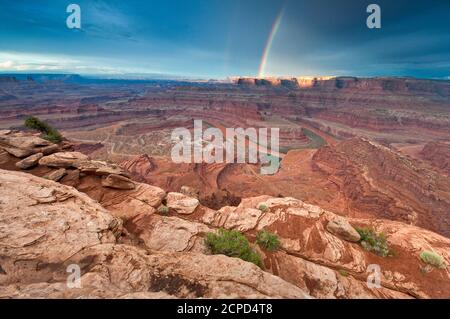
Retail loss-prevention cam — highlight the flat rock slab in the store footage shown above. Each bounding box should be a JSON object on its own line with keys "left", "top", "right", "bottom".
{"left": 15, "top": 153, "right": 44, "bottom": 170}
{"left": 39, "top": 152, "right": 89, "bottom": 168}
{"left": 167, "top": 192, "right": 199, "bottom": 215}
{"left": 44, "top": 168, "right": 67, "bottom": 182}
{"left": 102, "top": 174, "right": 135, "bottom": 190}
{"left": 326, "top": 216, "right": 361, "bottom": 242}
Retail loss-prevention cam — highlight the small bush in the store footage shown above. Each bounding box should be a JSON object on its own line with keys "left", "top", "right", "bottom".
{"left": 338, "top": 269, "right": 349, "bottom": 277}
{"left": 25, "top": 116, "right": 49, "bottom": 132}
{"left": 43, "top": 130, "right": 63, "bottom": 143}
{"left": 205, "top": 229, "right": 263, "bottom": 268}
{"left": 24, "top": 116, "right": 62, "bottom": 143}
{"left": 157, "top": 205, "right": 169, "bottom": 215}
{"left": 256, "top": 230, "right": 280, "bottom": 251}
{"left": 356, "top": 227, "right": 391, "bottom": 257}
{"left": 258, "top": 204, "right": 268, "bottom": 212}
{"left": 420, "top": 251, "right": 446, "bottom": 269}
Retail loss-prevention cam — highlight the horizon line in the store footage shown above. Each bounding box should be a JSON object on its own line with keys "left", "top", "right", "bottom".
{"left": 0, "top": 72, "right": 449, "bottom": 82}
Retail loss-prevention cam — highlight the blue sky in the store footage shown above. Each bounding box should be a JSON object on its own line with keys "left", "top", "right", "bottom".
{"left": 0, "top": 0, "right": 449, "bottom": 79}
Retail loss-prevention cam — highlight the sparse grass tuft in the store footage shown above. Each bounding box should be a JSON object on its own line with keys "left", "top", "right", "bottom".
{"left": 420, "top": 250, "right": 446, "bottom": 269}
{"left": 157, "top": 205, "right": 169, "bottom": 215}
{"left": 338, "top": 269, "right": 349, "bottom": 277}
{"left": 205, "top": 229, "right": 263, "bottom": 268}
{"left": 256, "top": 230, "right": 280, "bottom": 251}
{"left": 355, "top": 227, "right": 392, "bottom": 257}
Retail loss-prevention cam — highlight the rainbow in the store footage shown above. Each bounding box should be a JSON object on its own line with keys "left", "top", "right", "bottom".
{"left": 258, "top": 8, "right": 285, "bottom": 78}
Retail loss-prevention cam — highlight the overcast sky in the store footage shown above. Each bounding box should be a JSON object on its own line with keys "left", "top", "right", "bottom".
{"left": 0, "top": 0, "right": 449, "bottom": 78}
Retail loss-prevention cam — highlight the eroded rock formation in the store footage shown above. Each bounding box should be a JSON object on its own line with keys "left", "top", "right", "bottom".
{"left": 312, "top": 138, "right": 450, "bottom": 237}
{"left": 0, "top": 160, "right": 449, "bottom": 299}
{"left": 0, "top": 169, "right": 310, "bottom": 299}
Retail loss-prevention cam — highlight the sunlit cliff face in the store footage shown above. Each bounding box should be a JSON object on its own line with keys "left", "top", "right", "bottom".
{"left": 230, "top": 76, "right": 336, "bottom": 88}
{"left": 295, "top": 76, "right": 335, "bottom": 88}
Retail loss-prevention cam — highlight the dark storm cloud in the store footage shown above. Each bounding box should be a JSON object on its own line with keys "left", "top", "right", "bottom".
{"left": 0, "top": 0, "right": 449, "bottom": 78}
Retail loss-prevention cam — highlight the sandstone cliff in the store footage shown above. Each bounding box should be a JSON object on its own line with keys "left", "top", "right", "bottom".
{"left": 312, "top": 138, "right": 450, "bottom": 237}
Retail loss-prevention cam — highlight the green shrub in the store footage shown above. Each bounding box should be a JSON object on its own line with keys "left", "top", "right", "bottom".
{"left": 25, "top": 116, "right": 49, "bottom": 132}
{"left": 338, "top": 269, "right": 349, "bottom": 277}
{"left": 24, "top": 116, "right": 62, "bottom": 143}
{"left": 157, "top": 205, "right": 169, "bottom": 215}
{"left": 205, "top": 229, "right": 263, "bottom": 268}
{"left": 42, "top": 130, "right": 63, "bottom": 143}
{"left": 256, "top": 230, "right": 280, "bottom": 251}
{"left": 355, "top": 227, "right": 391, "bottom": 257}
{"left": 420, "top": 251, "right": 446, "bottom": 269}
{"left": 258, "top": 204, "right": 268, "bottom": 212}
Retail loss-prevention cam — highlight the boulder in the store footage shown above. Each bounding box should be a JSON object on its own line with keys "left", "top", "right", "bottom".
{"left": 128, "top": 214, "right": 211, "bottom": 253}
{"left": 15, "top": 153, "right": 43, "bottom": 170}
{"left": 44, "top": 168, "right": 67, "bottom": 182}
{"left": 202, "top": 206, "right": 262, "bottom": 232}
{"left": 326, "top": 216, "right": 361, "bottom": 242}
{"left": 0, "top": 134, "right": 54, "bottom": 158}
{"left": 2, "top": 146, "right": 34, "bottom": 158}
{"left": 87, "top": 183, "right": 165, "bottom": 221}
{"left": 125, "top": 184, "right": 166, "bottom": 207}
{"left": 0, "top": 134, "right": 51, "bottom": 150}
{"left": 39, "top": 152, "right": 89, "bottom": 168}
{"left": 0, "top": 169, "right": 122, "bottom": 287}
{"left": 95, "top": 166, "right": 128, "bottom": 176}
{"left": 39, "top": 144, "right": 59, "bottom": 155}
{"left": 166, "top": 192, "right": 199, "bottom": 215}
{"left": 260, "top": 197, "right": 304, "bottom": 209}
{"left": 102, "top": 174, "right": 135, "bottom": 190}
{"left": 180, "top": 185, "right": 200, "bottom": 199}
{"left": 76, "top": 160, "right": 129, "bottom": 177}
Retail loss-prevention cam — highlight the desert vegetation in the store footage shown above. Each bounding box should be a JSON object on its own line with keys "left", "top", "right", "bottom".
{"left": 420, "top": 250, "right": 446, "bottom": 269}
{"left": 338, "top": 269, "right": 350, "bottom": 277}
{"left": 355, "top": 227, "right": 392, "bottom": 257}
{"left": 24, "top": 116, "right": 62, "bottom": 143}
{"left": 205, "top": 229, "right": 263, "bottom": 268}
{"left": 256, "top": 230, "right": 280, "bottom": 251}
{"left": 157, "top": 205, "right": 169, "bottom": 215}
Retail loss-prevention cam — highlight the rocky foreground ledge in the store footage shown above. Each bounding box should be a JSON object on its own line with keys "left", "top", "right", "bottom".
{"left": 0, "top": 167, "right": 449, "bottom": 299}
{"left": 0, "top": 169, "right": 310, "bottom": 299}
{"left": 0, "top": 130, "right": 449, "bottom": 299}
